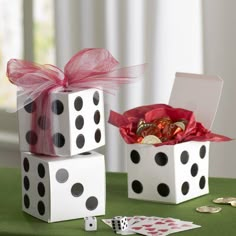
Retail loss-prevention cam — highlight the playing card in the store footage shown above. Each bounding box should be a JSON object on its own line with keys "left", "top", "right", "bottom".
{"left": 130, "top": 217, "right": 201, "bottom": 236}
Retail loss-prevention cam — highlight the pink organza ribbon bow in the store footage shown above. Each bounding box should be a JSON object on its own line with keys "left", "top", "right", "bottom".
{"left": 7, "top": 48, "right": 145, "bottom": 109}
{"left": 7, "top": 48, "right": 145, "bottom": 156}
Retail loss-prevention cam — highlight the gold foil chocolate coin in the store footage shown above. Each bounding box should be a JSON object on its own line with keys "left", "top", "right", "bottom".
{"left": 213, "top": 197, "right": 236, "bottom": 204}
{"left": 141, "top": 135, "right": 162, "bottom": 145}
{"left": 230, "top": 201, "right": 236, "bottom": 207}
{"left": 174, "top": 121, "right": 186, "bottom": 131}
{"left": 196, "top": 206, "right": 222, "bottom": 213}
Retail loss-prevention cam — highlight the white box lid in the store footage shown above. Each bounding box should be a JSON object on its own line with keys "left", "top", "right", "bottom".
{"left": 169, "top": 72, "right": 223, "bottom": 129}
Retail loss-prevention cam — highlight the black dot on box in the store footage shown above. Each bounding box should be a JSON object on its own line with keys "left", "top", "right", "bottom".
{"left": 71, "top": 183, "right": 84, "bottom": 197}
{"left": 180, "top": 151, "right": 189, "bottom": 164}
{"left": 94, "top": 110, "right": 100, "bottom": 124}
{"left": 94, "top": 129, "right": 101, "bottom": 143}
{"left": 38, "top": 163, "right": 45, "bottom": 178}
{"left": 76, "top": 134, "right": 85, "bottom": 148}
{"left": 37, "top": 182, "right": 45, "bottom": 197}
{"left": 86, "top": 196, "right": 98, "bottom": 211}
{"left": 74, "top": 96, "right": 83, "bottom": 111}
{"left": 80, "top": 152, "right": 91, "bottom": 155}
{"left": 199, "top": 176, "right": 206, "bottom": 189}
{"left": 23, "top": 158, "right": 30, "bottom": 172}
{"left": 130, "top": 150, "right": 140, "bottom": 164}
{"left": 38, "top": 116, "right": 50, "bottom": 130}
{"left": 75, "top": 115, "right": 84, "bottom": 130}
{"left": 131, "top": 180, "right": 143, "bottom": 194}
{"left": 23, "top": 176, "right": 30, "bottom": 191}
{"left": 53, "top": 133, "right": 65, "bottom": 148}
{"left": 24, "top": 194, "right": 30, "bottom": 209}
{"left": 155, "top": 152, "right": 168, "bottom": 166}
{"left": 199, "top": 145, "right": 206, "bottom": 159}
{"left": 157, "top": 183, "right": 170, "bottom": 197}
{"left": 181, "top": 181, "right": 189, "bottom": 195}
{"left": 51, "top": 99, "right": 64, "bottom": 115}
{"left": 56, "top": 168, "right": 69, "bottom": 183}
{"left": 191, "top": 163, "right": 198, "bottom": 177}
{"left": 24, "top": 99, "right": 36, "bottom": 113}
{"left": 26, "top": 131, "right": 38, "bottom": 145}
{"left": 93, "top": 91, "right": 100, "bottom": 105}
{"left": 38, "top": 201, "right": 45, "bottom": 215}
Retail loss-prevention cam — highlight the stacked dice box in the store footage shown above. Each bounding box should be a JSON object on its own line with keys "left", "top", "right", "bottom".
{"left": 110, "top": 72, "right": 228, "bottom": 204}
{"left": 19, "top": 88, "right": 106, "bottom": 222}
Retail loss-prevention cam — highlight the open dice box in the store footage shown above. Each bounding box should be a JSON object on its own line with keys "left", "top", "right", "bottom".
{"left": 125, "top": 72, "right": 223, "bottom": 204}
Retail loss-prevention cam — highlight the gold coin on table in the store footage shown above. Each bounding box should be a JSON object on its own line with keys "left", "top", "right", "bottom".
{"left": 230, "top": 201, "right": 236, "bottom": 207}
{"left": 213, "top": 197, "right": 236, "bottom": 204}
{"left": 141, "top": 135, "right": 162, "bottom": 145}
{"left": 196, "top": 206, "right": 222, "bottom": 213}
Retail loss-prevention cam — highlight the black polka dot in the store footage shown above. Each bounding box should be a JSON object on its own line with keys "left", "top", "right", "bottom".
{"left": 131, "top": 180, "right": 143, "bottom": 194}
{"left": 155, "top": 152, "right": 168, "bottom": 166}
{"left": 38, "top": 164, "right": 45, "bottom": 178}
{"left": 51, "top": 100, "right": 64, "bottom": 115}
{"left": 180, "top": 151, "right": 189, "bottom": 164}
{"left": 94, "top": 110, "right": 100, "bottom": 124}
{"left": 80, "top": 152, "right": 91, "bottom": 155}
{"left": 86, "top": 196, "right": 98, "bottom": 211}
{"left": 75, "top": 115, "right": 84, "bottom": 130}
{"left": 200, "top": 145, "right": 206, "bottom": 159}
{"left": 38, "top": 116, "right": 50, "bottom": 130}
{"left": 71, "top": 183, "right": 84, "bottom": 197}
{"left": 74, "top": 96, "right": 83, "bottom": 111}
{"left": 23, "top": 176, "right": 30, "bottom": 191}
{"left": 37, "top": 182, "right": 45, "bottom": 197}
{"left": 23, "top": 158, "right": 30, "bottom": 172}
{"left": 93, "top": 91, "right": 99, "bottom": 105}
{"left": 191, "top": 163, "right": 198, "bottom": 177}
{"left": 26, "top": 131, "right": 38, "bottom": 145}
{"left": 130, "top": 150, "right": 140, "bottom": 164}
{"left": 181, "top": 182, "right": 189, "bottom": 195}
{"left": 76, "top": 134, "right": 85, "bottom": 148}
{"left": 199, "top": 176, "right": 206, "bottom": 189}
{"left": 38, "top": 201, "right": 45, "bottom": 215}
{"left": 95, "top": 129, "right": 101, "bottom": 143}
{"left": 53, "top": 133, "right": 65, "bottom": 148}
{"left": 157, "top": 183, "right": 170, "bottom": 197}
{"left": 56, "top": 168, "right": 69, "bottom": 183}
{"left": 24, "top": 99, "right": 36, "bottom": 113}
{"left": 24, "top": 194, "right": 30, "bottom": 209}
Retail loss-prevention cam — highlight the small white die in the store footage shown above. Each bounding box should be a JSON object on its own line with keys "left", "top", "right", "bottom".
{"left": 111, "top": 216, "right": 128, "bottom": 232}
{"left": 84, "top": 216, "right": 97, "bottom": 231}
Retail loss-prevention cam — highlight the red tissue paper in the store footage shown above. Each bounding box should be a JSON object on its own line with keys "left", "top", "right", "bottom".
{"left": 108, "top": 104, "right": 232, "bottom": 146}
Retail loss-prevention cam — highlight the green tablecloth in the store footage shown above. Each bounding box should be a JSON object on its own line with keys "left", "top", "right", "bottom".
{"left": 0, "top": 168, "right": 236, "bottom": 235}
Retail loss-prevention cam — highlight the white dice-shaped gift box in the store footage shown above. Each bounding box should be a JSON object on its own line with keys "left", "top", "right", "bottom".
{"left": 21, "top": 151, "right": 106, "bottom": 222}
{"left": 18, "top": 88, "right": 105, "bottom": 156}
{"left": 126, "top": 72, "right": 223, "bottom": 204}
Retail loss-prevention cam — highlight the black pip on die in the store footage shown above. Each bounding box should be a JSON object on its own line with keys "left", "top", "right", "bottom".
{"left": 21, "top": 151, "right": 105, "bottom": 222}
{"left": 18, "top": 88, "right": 105, "bottom": 156}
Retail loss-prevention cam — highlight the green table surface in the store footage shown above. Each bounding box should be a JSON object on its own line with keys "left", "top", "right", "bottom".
{"left": 0, "top": 168, "right": 236, "bottom": 236}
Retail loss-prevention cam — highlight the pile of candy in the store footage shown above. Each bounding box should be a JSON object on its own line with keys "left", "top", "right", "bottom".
{"left": 136, "top": 117, "right": 187, "bottom": 145}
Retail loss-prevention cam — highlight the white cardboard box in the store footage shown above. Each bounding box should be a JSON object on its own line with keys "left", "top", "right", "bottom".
{"left": 18, "top": 88, "right": 105, "bottom": 156}
{"left": 126, "top": 72, "right": 223, "bottom": 204}
{"left": 21, "top": 151, "right": 106, "bottom": 222}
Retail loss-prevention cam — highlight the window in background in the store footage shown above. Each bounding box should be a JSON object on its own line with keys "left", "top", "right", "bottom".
{"left": 0, "top": 0, "right": 55, "bottom": 111}
{"left": 0, "top": 0, "right": 23, "bottom": 110}
{"left": 33, "top": 0, "right": 55, "bottom": 64}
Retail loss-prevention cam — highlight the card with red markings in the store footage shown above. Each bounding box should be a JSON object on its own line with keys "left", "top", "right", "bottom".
{"left": 130, "top": 217, "right": 200, "bottom": 235}
{"left": 102, "top": 216, "right": 201, "bottom": 235}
